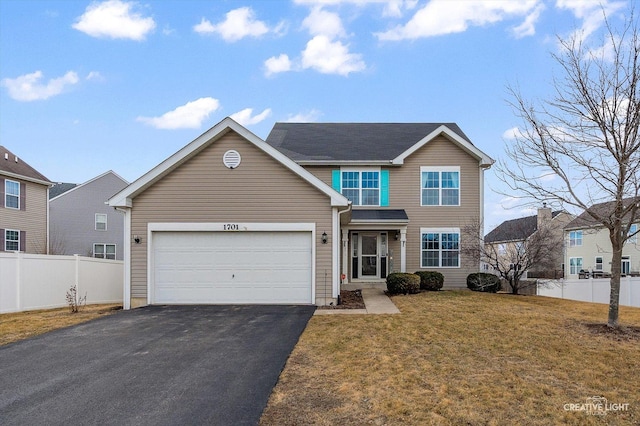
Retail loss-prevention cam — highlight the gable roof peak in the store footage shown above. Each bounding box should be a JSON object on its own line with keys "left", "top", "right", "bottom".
{"left": 0, "top": 145, "right": 51, "bottom": 184}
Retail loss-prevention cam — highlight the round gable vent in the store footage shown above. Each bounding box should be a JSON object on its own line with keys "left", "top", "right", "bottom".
{"left": 223, "top": 150, "right": 241, "bottom": 169}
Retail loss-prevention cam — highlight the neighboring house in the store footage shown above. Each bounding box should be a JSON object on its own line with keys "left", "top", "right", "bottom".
{"left": 49, "top": 171, "right": 128, "bottom": 260}
{"left": 0, "top": 146, "right": 52, "bottom": 254}
{"left": 483, "top": 205, "right": 573, "bottom": 278}
{"left": 564, "top": 198, "right": 640, "bottom": 278}
{"left": 109, "top": 118, "right": 493, "bottom": 309}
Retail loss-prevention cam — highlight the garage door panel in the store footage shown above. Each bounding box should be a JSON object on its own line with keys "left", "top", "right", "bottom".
{"left": 152, "top": 231, "right": 312, "bottom": 304}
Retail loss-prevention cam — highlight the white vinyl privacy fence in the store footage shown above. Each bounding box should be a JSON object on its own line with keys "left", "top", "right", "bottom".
{"left": 0, "top": 252, "right": 123, "bottom": 314}
{"left": 537, "top": 277, "right": 640, "bottom": 308}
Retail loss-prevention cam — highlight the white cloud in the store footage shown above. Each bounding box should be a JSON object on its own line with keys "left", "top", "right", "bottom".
{"left": 303, "top": 7, "right": 346, "bottom": 38}
{"left": 511, "top": 3, "right": 545, "bottom": 38}
{"left": 502, "top": 126, "right": 524, "bottom": 140}
{"left": 230, "top": 108, "right": 272, "bottom": 126}
{"left": 293, "top": 0, "right": 417, "bottom": 18}
{"left": 376, "top": 0, "right": 540, "bottom": 41}
{"left": 136, "top": 97, "right": 220, "bottom": 129}
{"left": 264, "top": 54, "right": 293, "bottom": 76}
{"left": 86, "top": 71, "right": 104, "bottom": 81}
{"left": 194, "top": 7, "right": 273, "bottom": 42}
{"left": 1, "top": 70, "right": 79, "bottom": 101}
{"left": 556, "top": 0, "right": 626, "bottom": 40}
{"left": 72, "top": 0, "right": 156, "bottom": 41}
{"left": 285, "top": 109, "right": 323, "bottom": 122}
{"left": 302, "top": 35, "right": 366, "bottom": 75}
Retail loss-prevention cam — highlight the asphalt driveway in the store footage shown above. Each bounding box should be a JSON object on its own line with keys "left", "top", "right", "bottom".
{"left": 0, "top": 305, "right": 315, "bottom": 426}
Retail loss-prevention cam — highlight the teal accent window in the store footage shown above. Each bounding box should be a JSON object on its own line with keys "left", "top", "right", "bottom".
{"left": 421, "top": 167, "right": 460, "bottom": 206}
{"left": 341, "top": 170, "right": 380, "bottom": 206}
{"left": 421, "top": 228, "right": 460, "bottom": 268}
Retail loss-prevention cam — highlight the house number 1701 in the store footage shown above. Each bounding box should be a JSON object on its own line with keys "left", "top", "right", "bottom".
{"left": 223, "top": 224, "right": 239, "bottom": 231}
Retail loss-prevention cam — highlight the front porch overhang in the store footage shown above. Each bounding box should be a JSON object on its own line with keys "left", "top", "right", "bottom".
{"left": 340, "top": 209, "right": 409, "bottom": 283}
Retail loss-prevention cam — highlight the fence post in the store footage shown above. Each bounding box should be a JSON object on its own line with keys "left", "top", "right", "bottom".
{"left": 74, "top": 254, "right": 80, "bottom": 306}
{"left": 590, "top": 276, "right": 594, "bottom": 303}
{"left": 16, "top": 252, "right": 22, "bottom": 311}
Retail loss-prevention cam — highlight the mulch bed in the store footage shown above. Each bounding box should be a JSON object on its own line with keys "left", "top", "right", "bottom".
{"left": 584, "top": 323, "right": 640, "bottom": 342}
{"left": 318, "top": 290, "right": 366, "bottom": 309}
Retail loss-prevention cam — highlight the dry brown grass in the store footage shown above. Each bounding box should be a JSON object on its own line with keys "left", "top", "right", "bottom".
{"left": 260, "top": 292, "right": 640, "bottom": 425}
{"left": 0, "top": 304, "right": 121, "bottom": 346}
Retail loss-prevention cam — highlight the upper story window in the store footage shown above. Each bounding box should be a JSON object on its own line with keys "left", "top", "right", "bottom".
{"left": 627, "top": 224, "right": 638, "bottom": 244}
{"left": 342, "top": 170, "right": 379, "bottom": 206}
{"left": 332, "top": 169, "right": 389, "bottom": 207}
{"left": 420, "top": 167, "right": 460, "bottom": 206}
{"left": 95, "top": 213, "right": 107, "bottom": 231}
{"left": 569, "top": 230, "right": 582, "bottom": 247}
{"left": 5, "top": 179, "right": 19, "bottom": 209}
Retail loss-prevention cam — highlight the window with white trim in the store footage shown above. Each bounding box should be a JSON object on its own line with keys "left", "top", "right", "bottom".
{"left": 627, "top": 224, "right": 638, "bottom": 244}
{"left": 569, "top": 230, "right": 582, "bottom": 247}
{"left": 5, "top": 229, "right": 19, "bottom": 251}
{"left": 595, "top": 256, "right": 603, "bottom": 271}
{"left": 421, "top": 228, "right": 460, "bottom": 268}
{"left": 341, "top": 170, "right": 379, "bottom": 206}
{"left": 5, "top": 180, "right": 19, "bottom": 209}
{"left": 93, "top": 243, "right": 116, "bottom": 259}
{"left": 95, "top": 214, "right": 107, "bottom": 231}
{"left": 420, "top": 167, "right": 460, "bottom": 206}
{"left": 569, "top": 257, "right": 582, "bottom": 274}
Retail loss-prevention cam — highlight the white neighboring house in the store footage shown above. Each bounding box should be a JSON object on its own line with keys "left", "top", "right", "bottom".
{"left": 49, "top": 171, "right": 128, "bottom": 260}
{"left": 564, "top": 199, "right": 640, "bottom": 278}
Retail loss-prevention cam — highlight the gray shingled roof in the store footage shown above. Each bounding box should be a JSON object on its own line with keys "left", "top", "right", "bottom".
{"left": 0, "top": 145, "right": 50, "bottom": 183}
{"left": 485, "top": 211, "right": 563, "bottom": 243}
{"left": 565, "top": 197, "right": 640, "bottom": 229}
{"left": 49, "top": 182, "right": 78, "bottom": 199}
{"left": 265, "top": 123, "right": 471, "bottom": 162}
{"left": 351, "top": 209, "right": 409, "bottom": 222}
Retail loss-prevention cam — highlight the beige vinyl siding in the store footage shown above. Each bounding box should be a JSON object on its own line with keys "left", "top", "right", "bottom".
{"left": 565, "top": 226, "right": 640, "bottom": 275}
{"left": 130, "top": 131, "right": 334, "bottom": 303}
{"left": 1, "top": 178, "right": 48, "bottom": 254}
{"left": 392, "top": 136, "right": 481, "bottom": 286}
{"left": 305, "top": 136, "right": 482, "bottom": 287}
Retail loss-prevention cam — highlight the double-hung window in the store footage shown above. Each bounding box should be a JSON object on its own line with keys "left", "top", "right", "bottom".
{"left": 5, "top": 230, "right": 19, "bottom": 251}
{"left": 569, "top": 230, "right": 582, "bottom": 247}
{"left": 421, "top": 228, "right": 460, "bottom": 268}
{"left": 94, "top": 243, "right": 116, "bottom": 259}
{"left": 627, "top": 224, "right": 638, "bottom": 244}
{"left": 569, "top": 257, "right": 583, "bottom": 274}
{"left": 95, "top": 214, "right": 107, "bottom": 231}
{"left": 341, "top": 170, "right": 380, "bottom": 206}
{"left": 5, "top": 180, "right": 19, "bottom": 209}
{"left": 420, "top": 167, "right": 460, "bottom": 206}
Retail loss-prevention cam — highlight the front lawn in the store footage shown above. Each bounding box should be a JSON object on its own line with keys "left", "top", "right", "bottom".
{"left": 260, "top": 291, "right": 640, "bottom": 425}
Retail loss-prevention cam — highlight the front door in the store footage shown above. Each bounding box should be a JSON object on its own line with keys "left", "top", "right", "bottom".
{"left": 360, "top": 233, "right": 378, "bottom": 278}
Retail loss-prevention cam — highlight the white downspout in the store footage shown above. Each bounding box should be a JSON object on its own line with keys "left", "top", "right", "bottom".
{"left": 116, "top": 206, "right": 131, "bottom": 309}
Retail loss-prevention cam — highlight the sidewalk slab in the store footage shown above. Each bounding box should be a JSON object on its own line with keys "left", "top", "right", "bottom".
{"left": 314, "top": 288, "right": 400, "bottom": 315}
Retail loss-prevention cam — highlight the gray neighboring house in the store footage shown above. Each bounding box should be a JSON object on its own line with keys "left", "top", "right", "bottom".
{"left": 49, "top": 171, "right": 128, "bottom": 260}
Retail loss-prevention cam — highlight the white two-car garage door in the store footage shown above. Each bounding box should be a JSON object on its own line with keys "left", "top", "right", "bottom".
{"left": 152, "top": 231, "right": 313, "bottom": 304}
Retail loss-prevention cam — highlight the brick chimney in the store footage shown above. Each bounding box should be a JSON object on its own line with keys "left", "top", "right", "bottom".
{"left": 537, "top": 202, "right": 552, "bottom": 230}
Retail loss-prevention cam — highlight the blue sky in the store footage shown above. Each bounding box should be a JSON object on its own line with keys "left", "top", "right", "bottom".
{"left": 0, "top": 0, "right": 631, "bottom": 230}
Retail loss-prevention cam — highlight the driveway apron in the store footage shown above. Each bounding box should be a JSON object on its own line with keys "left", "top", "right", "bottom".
{"left": 0, "top": 305, "right": 315, "bottom": 426}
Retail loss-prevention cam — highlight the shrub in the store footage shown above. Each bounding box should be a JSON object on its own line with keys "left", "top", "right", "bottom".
{"left": 386, "top": 273, "right": 420, "bottom": 295}
{"left": 414, "top": 271, "right": 444, "bottom": 291}
{"left": 466, "top": 273, "right": 502, "bottom": 293}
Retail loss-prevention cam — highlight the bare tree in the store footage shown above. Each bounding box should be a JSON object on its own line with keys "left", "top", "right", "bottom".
{"left": 499, "top": 9, "right": 640, "bottom": 326}
{"left": 463, "top": 219, "right": 563, "bottom": 295}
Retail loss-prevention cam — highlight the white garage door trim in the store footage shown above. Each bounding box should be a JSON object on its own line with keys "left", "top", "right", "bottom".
{"left": 147, "top": 222, "right": 316, "bottom": 304}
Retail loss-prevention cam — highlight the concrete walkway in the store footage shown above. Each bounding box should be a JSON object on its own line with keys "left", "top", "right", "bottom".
{"left": 314, "top": 288, "right": 400, "bottom": 315}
